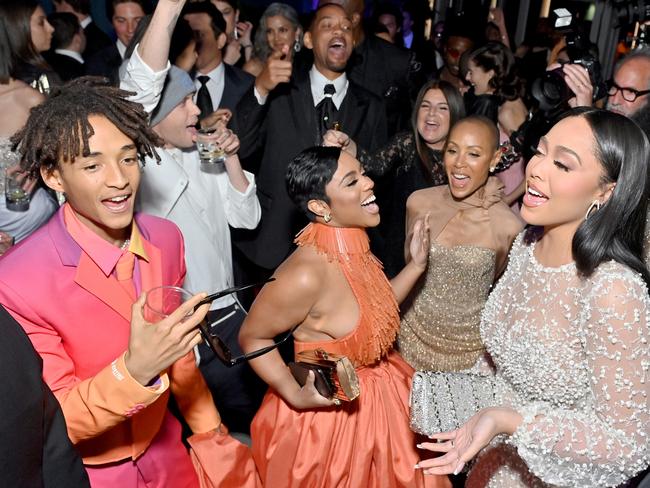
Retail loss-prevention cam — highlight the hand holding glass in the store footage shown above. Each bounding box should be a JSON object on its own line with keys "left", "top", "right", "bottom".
{"left": 5, "top": 165, "right": 31, "bottom": 211}
{"left": 196, "top": 127, "right": 227, "bottom": 166}
{"left": 146, "top": 279, "right": 286, "bottom": 367}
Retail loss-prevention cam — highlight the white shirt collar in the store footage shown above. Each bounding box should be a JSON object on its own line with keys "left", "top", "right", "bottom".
{"left": 80, "top": 16, "right": 92, "bottom": 29}
{"left": 309, "top": 66, "right": 348, "bottom": 109}
{"left": 197, "top": 62, "right": 224, "bottom": 82}
{"left": 116, "top": 39, "right": 127, "bottom": 59}
{"left": 55, "top": 49, "right": 84, "bottom": 64}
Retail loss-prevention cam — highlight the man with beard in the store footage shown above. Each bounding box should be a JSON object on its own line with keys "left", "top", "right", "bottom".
{"left": 604, "top": 48, "right": 650, "bottom": 272}
{"left": 231, "top": 3, "right": 387, "bottom": 274}
{"left": 606, "top": 48, "right": 650, "bottom": 137}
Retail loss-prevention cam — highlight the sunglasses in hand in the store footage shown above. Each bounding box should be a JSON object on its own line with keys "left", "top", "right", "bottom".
{"left": 195, "top": 278, "right": 297, "bottom": 367}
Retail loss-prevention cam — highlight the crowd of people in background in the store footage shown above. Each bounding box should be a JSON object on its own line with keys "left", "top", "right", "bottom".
{"left": 0, "top": 0, "right": 649, "bottom": 487}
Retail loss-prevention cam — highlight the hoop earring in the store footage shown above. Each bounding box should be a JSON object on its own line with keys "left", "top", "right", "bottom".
{"left": 293, "top": 40, "right": 301, "bottom": 53}
{"left": 323, "top": 213, "right": 332, "bottom": 223}
{"left": 584, "top": 200, "right": 601, "bottom": 220}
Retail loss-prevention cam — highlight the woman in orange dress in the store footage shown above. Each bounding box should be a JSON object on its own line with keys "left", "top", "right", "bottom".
{"left": 239, "top": 146, "right": 450, "bottom": 488}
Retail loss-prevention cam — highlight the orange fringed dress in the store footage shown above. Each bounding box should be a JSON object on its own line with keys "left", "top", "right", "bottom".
{"left": 251, "top": 223, "right": 450, "bottom": 488}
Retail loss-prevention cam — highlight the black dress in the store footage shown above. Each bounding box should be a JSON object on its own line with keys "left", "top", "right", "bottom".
{"left": 359, "top": 131, "right": 447, "bottom": 278}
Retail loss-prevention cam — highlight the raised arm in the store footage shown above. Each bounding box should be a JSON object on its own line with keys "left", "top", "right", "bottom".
{"left": 137, "top": 0, "right": 186, "bottom": 72}
{"left": 391, "top": 213, "right": 429, "bottom": 304}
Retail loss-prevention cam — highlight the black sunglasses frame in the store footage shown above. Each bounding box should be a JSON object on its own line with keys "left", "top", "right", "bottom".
{"left": 194, "top": 278, "right": 300, "bottom": 367}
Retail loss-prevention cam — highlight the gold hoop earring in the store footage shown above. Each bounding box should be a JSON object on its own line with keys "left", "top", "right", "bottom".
{"left": 324, "top": 213, "right": 332, "bottom": 223}
{"left": 584, "top": 200, "right": 601, "bottom": 220}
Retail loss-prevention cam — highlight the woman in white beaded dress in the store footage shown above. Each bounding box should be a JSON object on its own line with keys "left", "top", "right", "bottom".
{"left": 417, "top": 107, "right": 650, "bottom": 487}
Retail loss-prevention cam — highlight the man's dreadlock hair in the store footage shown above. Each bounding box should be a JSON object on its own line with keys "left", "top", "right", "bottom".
{"left": 11, "top": 76, "right": 162, "bottom": 178}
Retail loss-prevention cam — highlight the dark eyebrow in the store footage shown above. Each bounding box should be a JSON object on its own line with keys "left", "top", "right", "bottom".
{"left": 75, "top": 144, "right": 137, "bottom": 161}
{"left": 557, "top": 145, "right": 583, "bottom": 165}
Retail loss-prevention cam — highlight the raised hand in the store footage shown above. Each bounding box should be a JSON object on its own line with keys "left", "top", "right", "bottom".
{"left": 255, "top": 44, "right": 292, "bottom": 98}
{"left": 408, "top": 213, "right": 431, "bottom": 272}
{"left": 124, "top": 292, "right": 210, "bottom": 386}
{"left": 200, "top": 108, "right": 232, "bottom": 131}
{"left": 322, "top": 129, "right": 358, "bottom": 157}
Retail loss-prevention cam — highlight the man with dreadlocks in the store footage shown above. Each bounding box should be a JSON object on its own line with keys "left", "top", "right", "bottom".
{"left": 0, "top": 1, "right": 230, "bottom": 486}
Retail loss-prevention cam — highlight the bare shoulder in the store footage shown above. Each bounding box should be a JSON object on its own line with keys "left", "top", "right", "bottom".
{"left": 17, "top": 84, "right": 45, "bottom": 110}
{"left": 268, "top": 245, "right": 327, "bottom": 300}
{"left": 407, "top": 186, "right": 441, "bottom": 211}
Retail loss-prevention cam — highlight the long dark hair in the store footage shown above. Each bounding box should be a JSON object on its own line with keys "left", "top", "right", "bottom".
{"left": 411, "top": 79, "right": 465, "bottom": 178}
{"left": 569, "top": 108, "right": 650, "bottom": 286}
{"left": 469, "top": 42, "right": 523, "bottom": 102}
{"left": 0, "top": 0, "right": 48, "bottom": 83}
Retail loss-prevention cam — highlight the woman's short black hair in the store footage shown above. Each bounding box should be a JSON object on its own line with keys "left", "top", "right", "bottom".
{"left": 566, "top": 108, "right": 649, "bottom": 285}
{"left": 286, "top": 146, "right": 341, "bottom": 221}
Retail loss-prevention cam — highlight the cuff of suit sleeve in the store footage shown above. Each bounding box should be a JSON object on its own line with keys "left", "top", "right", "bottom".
{"left": 112, "top": 352, "right": 169, "bottom": 397}
{"left": 253, "top": 86, "right": 268, "bottom": 105}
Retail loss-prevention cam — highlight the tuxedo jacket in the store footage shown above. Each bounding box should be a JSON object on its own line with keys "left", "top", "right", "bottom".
{"left": 232, "top": 69, "right": 387, "bottom": 270}
{"left": 45, "top": 52, "right": 85, "bottom": 81}
{"left": 0, "top": 305, "right": 89, "bottom": 487}
{"left": 85, "top": 43, "right": 121, "bottom": 84}
{"left": 0, "top": 208, "right": 186, "bottom": 465}
{"left": 220, "top": 63, "right": 254, "bottom": 112}
{"left": 83, "top": 21, "right": 113, "bottom": 61}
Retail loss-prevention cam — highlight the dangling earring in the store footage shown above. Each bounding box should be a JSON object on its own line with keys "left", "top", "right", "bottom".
{"left": 323, "top": 213, "right": 332, "bottom": 223}
{"left": 584, "top": 200, "right": 601, "bottom": 220}
{"left": 293, "top": 39, "right": 301, "bottom": 53}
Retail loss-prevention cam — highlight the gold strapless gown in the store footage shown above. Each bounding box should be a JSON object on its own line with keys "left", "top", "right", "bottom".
{"left": 398, "top": 242, "right": 496, "bottom": 372}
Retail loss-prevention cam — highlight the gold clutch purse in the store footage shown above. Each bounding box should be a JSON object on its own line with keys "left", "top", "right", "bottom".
{"left": 289, "top": 349, "right": 360, "bottom": 403}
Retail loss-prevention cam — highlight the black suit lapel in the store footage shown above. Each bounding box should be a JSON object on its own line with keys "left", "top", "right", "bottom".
{"left": 220, "top": 64, "right": 237, "bottom": 111}
{"left": 287, "top": 75, "right": 320, "bottom": 147}
{"left": 339, "top": 83, "right": 370, "bottom": 140}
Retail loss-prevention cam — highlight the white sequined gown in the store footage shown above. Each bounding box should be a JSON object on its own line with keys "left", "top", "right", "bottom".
{"left": 467, "top": 233, "right": 650, "bottom": 488}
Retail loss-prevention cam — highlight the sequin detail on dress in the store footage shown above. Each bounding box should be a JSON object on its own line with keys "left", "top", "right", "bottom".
{"left": 468, "top": 232, "right": 650, "bottom": 487}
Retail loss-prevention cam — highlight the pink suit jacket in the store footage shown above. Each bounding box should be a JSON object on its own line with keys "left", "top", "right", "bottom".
{"left": 0, "top": 207, "right": 186, "bottom": 465}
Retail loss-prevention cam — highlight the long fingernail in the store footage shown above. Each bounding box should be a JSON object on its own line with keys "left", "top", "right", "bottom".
{"left": 414, "top": 464, "right": 420, "bottom": 469}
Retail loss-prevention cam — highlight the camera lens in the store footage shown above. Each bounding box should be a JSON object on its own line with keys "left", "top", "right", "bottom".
{"left": 531, "top": 69, "right": 571, "bottom": 112}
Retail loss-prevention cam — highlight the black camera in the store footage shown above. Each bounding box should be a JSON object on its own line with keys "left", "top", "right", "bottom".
{"left": 531, "top": 10, "right": 604, "bottom": 112}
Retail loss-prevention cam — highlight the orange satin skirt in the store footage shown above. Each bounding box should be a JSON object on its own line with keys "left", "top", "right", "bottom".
{"left": 251, "top": 352, "right": 450, "bottom": 488}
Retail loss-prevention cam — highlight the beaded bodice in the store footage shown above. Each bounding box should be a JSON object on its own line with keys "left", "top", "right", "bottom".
{"left": 399, "top": 242, "right": 495, "bottom": 371}
{"left": 477, "top": 233, "right": 650, "bottom": 487}
{"left": 293, "top": 223, "right": 400, "bottom": 367}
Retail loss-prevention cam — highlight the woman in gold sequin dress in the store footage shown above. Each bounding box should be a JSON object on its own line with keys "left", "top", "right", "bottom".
{"left": 239, "top": 146, "right": 450, "bottom": 488}
{"left": 418, "top": 109, "right": 650, "bottom": 487}
{"left": 400, "top": 116, "right": 522, "bottom": 374}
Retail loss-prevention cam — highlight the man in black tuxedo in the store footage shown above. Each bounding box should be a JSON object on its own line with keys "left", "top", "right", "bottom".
{"left": 45, "top": 13, "right": 86, "bottom": 81}
{"left": 321, "top": 0, "right": 417, "bottom": 135}
{"left": 85, "top": 0, "right": 148, "bottom": 83}
{"left": 52, "top": 0, "right": 112, "bottom": 61}
{"left": 0, "top": 305, "right": 89, "bottom": 487}
{"left": 232, "top": 3, "right": 387, "bottom": 272}
{"left": 183, "top": 2, "right": 254, "bottom": 120}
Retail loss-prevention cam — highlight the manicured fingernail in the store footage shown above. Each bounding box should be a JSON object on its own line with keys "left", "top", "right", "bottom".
{"left": 453, "top": 468, "right": 460, "bottom": 476}
{"left": 416, "top": 443, "right": 422, "bottom": 448}
{"left": 414, "top": 464, "right": 420, "bottom": 469}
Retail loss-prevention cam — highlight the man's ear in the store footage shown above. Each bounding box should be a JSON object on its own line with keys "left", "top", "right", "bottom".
{"left": 217, "top": 32, "right": 228, "bottom": 50}
{"left": 351, "top": 12, "right": 361, "bottom": 28}
{"left": 41, "top": 166, "right": 65, "bottom": 193}
{"left": 303, "top": 31, "right": 313, "bottom": 50}
{"left": 307, "top": 199, "right": 330, "bottom": 219}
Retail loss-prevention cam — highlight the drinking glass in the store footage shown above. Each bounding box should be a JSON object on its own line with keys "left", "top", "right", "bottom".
{"left": 5, "top": 167, "right": 30, "bottom": 212}
{"left": 144, "top": 286, "right": 194, "bottom": 323}
{"left": 196, "top": 128, "right": 226, "bottom": 168}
